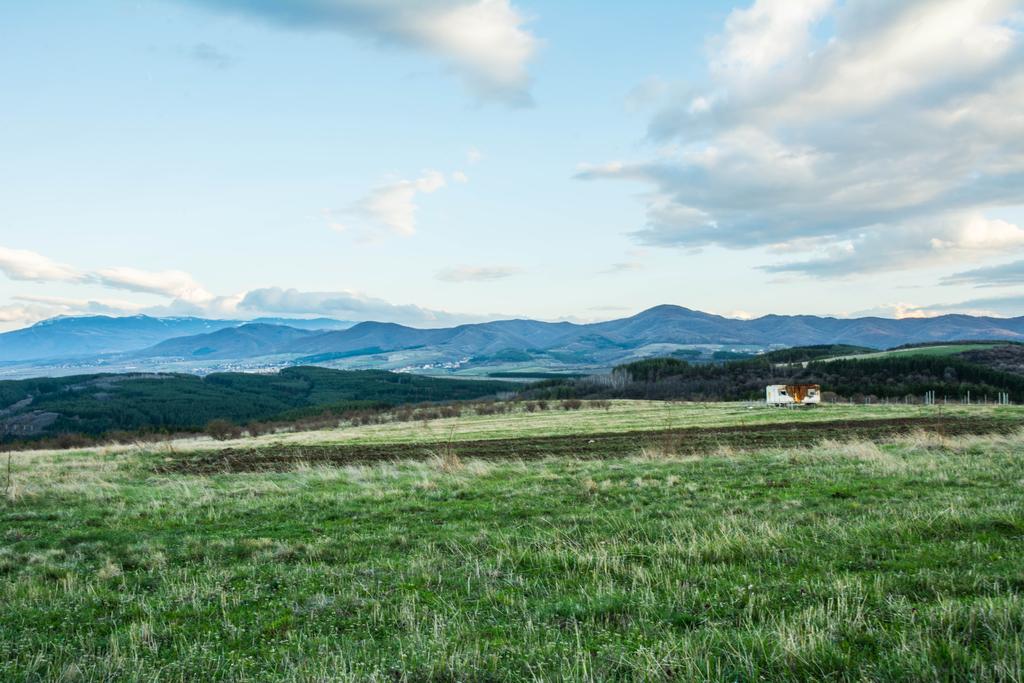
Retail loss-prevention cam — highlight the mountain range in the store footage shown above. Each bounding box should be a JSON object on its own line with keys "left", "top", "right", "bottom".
{"left": 2, "top": 305, "right": 1024, "bottom": 379}
{"left": 0, "top": 315, "right": 353, "bottom": 362}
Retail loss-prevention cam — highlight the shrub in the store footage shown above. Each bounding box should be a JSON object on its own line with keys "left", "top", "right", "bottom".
{"left": 205, "top": 419, "right": 243, "bottom": 441}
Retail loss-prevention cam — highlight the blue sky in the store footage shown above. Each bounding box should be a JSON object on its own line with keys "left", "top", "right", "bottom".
{"left": 1, "top": 0, "right": 1023, "bottom": 330}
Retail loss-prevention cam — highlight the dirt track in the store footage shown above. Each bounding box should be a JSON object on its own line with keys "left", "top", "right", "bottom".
{"left": 154, "top": 416, "right": 1019, "bottom": 474}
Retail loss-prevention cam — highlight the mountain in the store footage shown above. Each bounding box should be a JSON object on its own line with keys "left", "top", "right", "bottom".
{"left": 0, "top": 315, "right": 237, "bottom": 361}
{"left": 137, "top": 324, "right": 318, "bottom": 360}
{"left": 4, "top": 306, "right": 1024, "bottom": 376}
{"left": 247, "top": 317, "right": 354, "bottom": 331}
{"left": 283, "top": 307, "right": 1024, "bottom": 359}
{"left": 0, "top": 315, "right": 354, "bottom": 363}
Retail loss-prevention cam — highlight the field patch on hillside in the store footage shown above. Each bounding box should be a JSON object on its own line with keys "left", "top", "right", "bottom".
{"left": 155, "top": 415, "right": 1017, "bottom": 474}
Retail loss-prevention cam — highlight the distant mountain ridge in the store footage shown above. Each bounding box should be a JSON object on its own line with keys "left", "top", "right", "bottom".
{"left": 279, "top": 306, "right": 1024, "bottom": 355}
{"left": 137, "top": 324, "right": 318, "bottom": 360}
{"left": 0, "top": 315, "right": 235, "bottom": 361}
{"left": 3, "top": 306, "right": 1024, "bottom": 374}
{"left": 0, "top": 315, "right": 353, "bottom": 362}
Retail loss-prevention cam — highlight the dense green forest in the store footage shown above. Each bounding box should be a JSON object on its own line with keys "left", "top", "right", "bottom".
{"left": 525, "top": 347, "right": 1024, "bottom": 403}
{"left": 0, "top": 367, "right": 514, "bottom": 443}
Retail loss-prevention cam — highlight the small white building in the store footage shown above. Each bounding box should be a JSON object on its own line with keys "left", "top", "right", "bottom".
{"left": 766, "top": 384, "right": 821, "bottom": 407}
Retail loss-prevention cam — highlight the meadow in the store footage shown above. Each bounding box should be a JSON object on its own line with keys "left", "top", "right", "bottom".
{"left": 822, "top": 343, "right": 1003, "bottom": 362}
{"left": 1, "top": 402, "right": 1023, "bottom": 681}
{"left": 64, "top": 399, "right": 1024, "bottom": 454}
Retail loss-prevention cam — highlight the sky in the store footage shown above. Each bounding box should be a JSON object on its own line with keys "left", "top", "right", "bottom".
{"left": 1, "top": 0, "right": 1023, "bottom": 331}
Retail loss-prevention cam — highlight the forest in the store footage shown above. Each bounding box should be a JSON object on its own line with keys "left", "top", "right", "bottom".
{"left": 525, "top": 347, "right": 1024, "bottom": 403}
{"left": 0, "top": 367, "right": 515, "bottom": 443}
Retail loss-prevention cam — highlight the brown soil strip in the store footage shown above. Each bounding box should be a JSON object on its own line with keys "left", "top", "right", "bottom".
{"left": 153, "top": 416, "right": 1019, "bottom": 475}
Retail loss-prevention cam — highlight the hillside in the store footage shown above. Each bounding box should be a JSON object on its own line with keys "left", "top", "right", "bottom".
{"left": 0, "top": 367, "right": 514, "bottom": 442}
{"left": 137, "top": 324, "right": 317, "bottom": 360}
{"left": 528, "top": 346, "right": 1024, "bottom": 403}
{"left": 960, "top": 344, "right": 1024, "bottom": 376}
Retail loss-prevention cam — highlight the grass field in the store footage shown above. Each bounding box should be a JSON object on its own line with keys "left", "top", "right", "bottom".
{"left": 46, "top": 399, "right": 1024, "bottom": 456}
{"left": 2, "top": 405, "right": 1024, "bottom": 681}
{"left": 823, "top": 343, "right": 1001, "bottom": 362}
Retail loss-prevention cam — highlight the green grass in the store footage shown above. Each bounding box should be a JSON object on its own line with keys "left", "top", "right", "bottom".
{"left": 824, "top": 343, "right": 1001, "bottom": 362}
{"left": 155, "top": 399, "right": 1024, "bottom": 453}
{"left": 2, "top": 421, "right": 1023, "bottom": 681}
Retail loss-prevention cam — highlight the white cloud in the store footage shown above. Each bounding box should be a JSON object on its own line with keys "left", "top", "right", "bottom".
{"left": 466, "top": 147, "right": 484, "bottom": 164}
{"left": 0, "top": 246, "right": 223, "bottom": 326}
{"left": 0, "top": 247, "right": 84, "bottom": 283}
{"left": 435, "top": 265, "right": 522, "bottom": 282}
{"left": 0, "top": 296, "right": 152, "bottom": 332}
{"left": 13, "top": 294, "right": 149, "bottom": 314}
{"left": 181, "top": 0, "right": 538, "bottom": 105}
{"left": 764, "top": 214, "right": 1024, "bottom": 276}
{"left": 859, "top": 295, "right": 1024, "bottom": 319}
{"left": 712, "top": 0, "right": 832, "bottom": 79}
{"left": 0, "top": 303, "right": 63, "bottom": 331}
{"left": 581, "top": 0, "right": 1024, "bottom": 277}
{"left": 330, "top": 170, "right": 449, "bottom": 238}
{"left": 943, "top": 258, "right": 1024, "bottom": 287}
{"left": 93, "top": 267, "right": 215, "bottom": 303}
{"left": 238, "top": 286, "right": 495, "bottom": 326}
{"left": 0, "top": 246, "right": 218, "bottom": 304}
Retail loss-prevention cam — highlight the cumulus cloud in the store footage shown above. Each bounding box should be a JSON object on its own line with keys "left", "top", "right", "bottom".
{"left": 0, "top": 246, "right": 218, "bottom": 304}
{"left": 942, "top": 258, "right": 1024, "bottom": 287}
{"left": 179, "top": 0, "right": 538, "bottom": 105}
{"left": 329, "top": 170, "right": 449, "bottom": 238}
{"left": 0, "top": 296, "right": 151, "bottom": 332}
{"left": 0, "top": 246, "right": 498, "bottom": 329}
{"left": 0, "top": 247, "right": 84, "bottom": 283}
{"left": 238, "top": 286, "right": 493, "bottom": 326}
{"left": 764, "top": 215, "right": 1024, "bottom": 276}
{"left": 435, "top": 265, "right": 522, "bottom": 282}
{"left": 0, "top": 245, "right": 224, "bottom": 327}
{"left": 580, "top": 0, "right": 1024, "bottom": 276}
{"left": 329, "top": 167, "right": 462, "bottom": 237}
{"left": 93, "top": 267, "right": 215, "bottom": 303}
{"left": 13, "top": 294, "right": 149, "bottom": 314}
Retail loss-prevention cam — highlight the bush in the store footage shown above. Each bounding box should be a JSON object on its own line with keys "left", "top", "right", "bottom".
{"left": 205, "top": 419, "right": 243, "bottom": 441}
{"left": 560, "top": 399, "right": 583, "bottom": 411}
